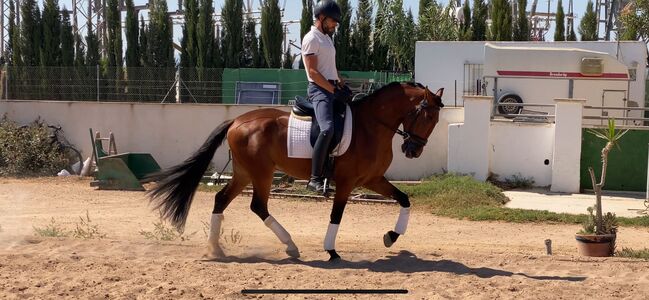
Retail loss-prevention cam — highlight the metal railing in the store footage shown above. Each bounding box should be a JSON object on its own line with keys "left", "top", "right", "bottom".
{"left": 492, "top": 103, "right": 556, "bottom": 123}
{"left": 583, "top": 105, "right": 649, "bottom": 127}
{"left": 463, "top": 63, "right": 484, "bottom": 96}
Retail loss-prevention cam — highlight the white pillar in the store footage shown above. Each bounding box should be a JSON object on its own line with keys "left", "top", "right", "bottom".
{"left": 551, "top": 98, "right": 586, "bottom": 193}
{"left": 448, "top": 96, "right": 491, "bottom": 181}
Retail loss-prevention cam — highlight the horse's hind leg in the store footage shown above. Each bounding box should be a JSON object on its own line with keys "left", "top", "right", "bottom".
{"left": 249, "top": 171, "right": 300, "bottom": 258}
{"left": 205, "top": 170, "right": 250, "bottom": 259}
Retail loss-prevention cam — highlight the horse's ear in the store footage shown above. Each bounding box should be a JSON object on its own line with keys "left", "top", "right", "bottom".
{"left": 435, "top": 88, "right": 444, "bottom": 97}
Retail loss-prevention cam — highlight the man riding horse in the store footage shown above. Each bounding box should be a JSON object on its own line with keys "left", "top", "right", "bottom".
{"left": 302, "top": 0, "right": 352, "bottom": 195}
{"left": 146, "top": 0, "right": 445, "bottom": 261}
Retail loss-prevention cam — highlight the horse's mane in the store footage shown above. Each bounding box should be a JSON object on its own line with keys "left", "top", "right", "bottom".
{"left": 350, "top": 81, "right": 428, "bottom": 107}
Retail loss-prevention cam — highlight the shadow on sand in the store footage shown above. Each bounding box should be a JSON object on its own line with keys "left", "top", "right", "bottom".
{"left": 203, "top": 250, "right": 586, "bottom": 282}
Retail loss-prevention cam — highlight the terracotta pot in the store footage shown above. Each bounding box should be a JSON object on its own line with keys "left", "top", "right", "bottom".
{"left": 575, "top": 233, "right": 616, "bottom": 257}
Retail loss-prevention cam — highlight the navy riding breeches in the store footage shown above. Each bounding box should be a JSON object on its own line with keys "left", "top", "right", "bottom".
{"left": 308, "top": 81, "right": 337, "bottom": 135}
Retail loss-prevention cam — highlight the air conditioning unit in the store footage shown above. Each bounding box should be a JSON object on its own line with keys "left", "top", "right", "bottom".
{"left": 580, "top": 57, "right": 604, "bottom": 77}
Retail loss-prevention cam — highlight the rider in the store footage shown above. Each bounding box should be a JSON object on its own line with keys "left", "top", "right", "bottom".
{"left": 302, "top": 0, "right": 351, "bottom": 194}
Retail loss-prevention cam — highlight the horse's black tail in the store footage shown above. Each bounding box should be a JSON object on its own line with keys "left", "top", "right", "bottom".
{"left": 146, "top": 119, "right": 234, "bottom": 232}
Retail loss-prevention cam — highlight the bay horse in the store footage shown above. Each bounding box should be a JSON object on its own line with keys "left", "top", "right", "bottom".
{"left": 147, "top": 82, "right": 444, "bottom": 261}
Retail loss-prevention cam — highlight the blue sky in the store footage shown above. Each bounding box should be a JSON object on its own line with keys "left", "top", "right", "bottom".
{"left": 49, "top": 0, "right": 591, "bottom": 50}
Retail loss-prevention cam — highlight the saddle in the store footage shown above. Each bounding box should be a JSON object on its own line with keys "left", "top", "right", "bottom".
{"left": 291, "top": 95, "right": 347, "bottom": 151}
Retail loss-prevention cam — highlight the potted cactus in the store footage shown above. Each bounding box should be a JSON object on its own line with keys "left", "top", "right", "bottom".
{"left": 575, "top": 119, "right": 627, "bottom": 257}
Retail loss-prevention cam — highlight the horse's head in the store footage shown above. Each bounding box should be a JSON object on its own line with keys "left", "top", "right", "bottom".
{"left": 400, "top": 84, "right": 445, "bottom": 159}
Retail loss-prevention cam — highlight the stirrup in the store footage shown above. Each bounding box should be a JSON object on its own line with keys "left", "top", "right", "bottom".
{"left": 307, "top": 178, "right": 334, "bottom": 196}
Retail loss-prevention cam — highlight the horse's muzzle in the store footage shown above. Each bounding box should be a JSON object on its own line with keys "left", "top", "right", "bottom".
{"left": 402, "top": 142, "right": 423, "bottom": 159}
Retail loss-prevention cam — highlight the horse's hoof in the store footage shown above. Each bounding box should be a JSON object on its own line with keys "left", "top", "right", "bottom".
{"left": 383, "top": 233, "right": 393, "bottom": 247}
{"left": 383, "top": 231, "right": 399, "bottom": 248}
{"left": 204, "top": 245, "right": 226, "bottom": 260}
{"left": 286, "top": 243, "right": 301, "bottom": 258}
{"left": 327, "top": 249, "right": 341, "bottom": 261}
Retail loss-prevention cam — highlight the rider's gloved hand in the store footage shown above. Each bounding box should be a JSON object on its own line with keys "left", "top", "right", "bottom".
{"left": 334, "top": 85, "right": 353, "bottom": 102}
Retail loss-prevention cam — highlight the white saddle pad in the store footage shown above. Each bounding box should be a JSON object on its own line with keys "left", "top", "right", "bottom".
{"left": 287, "top": 105, "right": 353, "bottom": 159}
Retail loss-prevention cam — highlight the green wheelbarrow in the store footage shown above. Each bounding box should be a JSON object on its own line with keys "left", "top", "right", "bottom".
{"left": 89, "top": 128, "right": 161, "bottom": 191}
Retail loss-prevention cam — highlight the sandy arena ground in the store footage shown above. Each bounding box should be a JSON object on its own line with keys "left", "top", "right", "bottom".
{"left": 2, "top": 177, "right": 649, "bottom": 299}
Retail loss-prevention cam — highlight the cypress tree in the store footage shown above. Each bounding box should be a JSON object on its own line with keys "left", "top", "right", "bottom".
{"left": 60, "top": 9, "right": 74, "bottom": 66}
{"left": 41, "top": 0, "right": 62, "bottom": 66}
{"left": 180, "top": 0, "right": 198, "bottom": 68}
{"left": 261, "top": 0, "right": 283, "bottom": 68}
{"left": 197, "top": 0, "right": 216, "bottom": 68}
{"left": 350, "top": 0, "right": 372, "bottom": 71}
{"left": 222, "top": 0, "right": 244, "bottom": 67}
{"left": 471, "top": 0, "right": 488, "bottom": 41}
{"left": 282, "top": 47, "right": 293, "bottom": 69}
{"left": 554, "top": 0, "right": 566, "bottom": 41}
{"left": 139, "top": 16, "right": 149, "bottom": 66}
{"left": 7, "top": 0, "right": 20, "bottom": 66}
{"left": 459, "top": 0, "right": 472, "bottom": 41}
{"left": 300, "top": 0, "right": 313, "bottom": 40}
{"left": 20, "top": 0, "right": 42, "bottom": 66}
{"left": 148, "top": 0, "right": 174, "bottom": 67}
{"left": 513, "top": 0, "right": 530, "bottom": 41}
{"left": 372, "top": 0, "right": 389, "bottom": 70}
{"left": 490, "top": 0, "right": 513, "bottom": 41}
{"left": 125, "top": 0, "right": 140, "bottom": 67}
{"left": 334, "top": 0, "right": 352, "bottom": 70}
{"left": 243, "top": 16, "right": 259, "bottom": 68}
{"left": 257, "top": 33, "right": 266, "bottom": 67}
{"left": 579, "top": 0, "right": 598, "bottom": 41}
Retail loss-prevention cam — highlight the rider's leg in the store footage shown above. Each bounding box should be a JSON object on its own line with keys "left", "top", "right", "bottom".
{"left": 307, "top": 83, "right": 335, "bottom": 193}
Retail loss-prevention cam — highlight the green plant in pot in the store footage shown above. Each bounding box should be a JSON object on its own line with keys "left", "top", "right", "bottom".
{"left": 576, "top": 119, "right": 627, "bottom": 257}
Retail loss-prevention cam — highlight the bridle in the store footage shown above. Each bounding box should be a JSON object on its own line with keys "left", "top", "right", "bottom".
{"left": 387, "top": 87, "right": 439, "bottom": 148}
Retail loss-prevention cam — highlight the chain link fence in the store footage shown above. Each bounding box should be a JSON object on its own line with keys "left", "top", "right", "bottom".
{"left": 1, "top": 66, "right": 222, "bottom": 103}
{"left": 0, "top": 66, "right": 410, "bottom": 104}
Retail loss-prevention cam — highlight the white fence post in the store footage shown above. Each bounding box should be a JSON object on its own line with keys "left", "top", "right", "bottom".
{"left": 551, "top": 98, "right": 586, "bottom": 193}
{"left": 448, "top": 95, "right": 491, "bottom": 181}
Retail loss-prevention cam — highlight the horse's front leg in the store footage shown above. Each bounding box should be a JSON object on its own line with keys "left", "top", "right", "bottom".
{"left": 363, "top": 177, "right": 411, "bottom": 247}
{"left": 324, "top": 182, "right": 354, "bottom": 261}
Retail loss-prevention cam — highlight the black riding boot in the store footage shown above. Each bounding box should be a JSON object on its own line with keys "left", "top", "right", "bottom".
{"left": 307, "top": 131, "right": 334, "bottom": 195}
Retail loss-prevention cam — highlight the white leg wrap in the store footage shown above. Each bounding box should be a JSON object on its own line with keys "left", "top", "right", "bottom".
{"left": 208, "top": 213, "right": 224, "bottom": 244}
{"left": 394, "top": 207, "right": 410, "bottom": 235}
{"left": 324, "top": 223, "right": 339, "bottom": 250}
{"left": 264, "top": 215, "right": 292, "bottom": 244}
{"left": 206, "top": 213, "right": 225, "bottom": 258}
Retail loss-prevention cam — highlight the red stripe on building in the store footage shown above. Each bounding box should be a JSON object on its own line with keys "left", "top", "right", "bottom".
{"left": 497, "top": 70, "right": 628, "bottom": 79}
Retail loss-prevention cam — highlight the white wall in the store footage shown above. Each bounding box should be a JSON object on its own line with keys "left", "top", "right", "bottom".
{"left": 1, "top": 101, "right": 288, "bottom": 173}
{"left": 552, "top": 99, "right": 586, "bottom": 193}
{"left": 447, "top": 96, "right": 492, "bottom": 181}
{"left": 415, "top": 42, "right": 485, "bottom": 107}
{"left": 415, "top": 41, "right": 647, "bottom": 108}
{"left": 0, "top": 101, "right": 459, "bottom": 180}
{"left": 386, "top": 108, "right": 464, "bottom": 180}
{"left": 447, "top": 94, "right": 586, "bottom": 192}
{"left": 489, "top": 122, "right": 555, "bottom": 187}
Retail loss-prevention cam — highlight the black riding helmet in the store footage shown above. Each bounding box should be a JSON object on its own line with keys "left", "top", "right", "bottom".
{"left": 314, "top": 0, "right": 341, "bottom": 23}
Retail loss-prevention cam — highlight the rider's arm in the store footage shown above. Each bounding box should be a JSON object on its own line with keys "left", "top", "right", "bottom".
{"left": 304, "top": 55, "right": 336, "bottom": 94}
